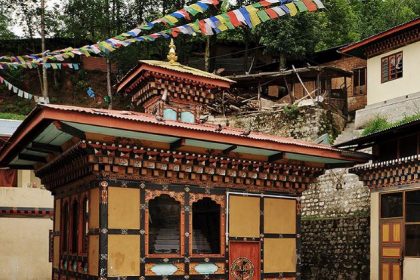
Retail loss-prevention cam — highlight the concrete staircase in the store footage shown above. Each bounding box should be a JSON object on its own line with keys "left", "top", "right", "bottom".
{"left": 334, "top": 121, "right": 362, "bottom": 146}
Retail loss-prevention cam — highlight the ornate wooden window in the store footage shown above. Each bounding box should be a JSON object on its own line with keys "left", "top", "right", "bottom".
{"left": 147, "top": 193, "right": 183, "bottom": 256}
{"left": 192, "top": 198, "right": 221, "bottom": 254}
{"left": 381, "top": 52, "right": 403, "bottom": 83}
{"left": 189, "top": 194, "right": 225, "bottom": 257}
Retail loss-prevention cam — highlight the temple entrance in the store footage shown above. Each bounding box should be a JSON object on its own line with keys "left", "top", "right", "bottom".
{"left": 229, "top": 241, "right": 260, "bottom": 280}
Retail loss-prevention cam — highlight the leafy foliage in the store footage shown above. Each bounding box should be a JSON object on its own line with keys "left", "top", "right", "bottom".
{"left": 361, "top": 116, "right": 390, "bottom": 136}
{"left": 0, "top": 112, "right": 26, "bottom": 120}
{"left": 362, "top": 113, "right": 420, "bottom": 136}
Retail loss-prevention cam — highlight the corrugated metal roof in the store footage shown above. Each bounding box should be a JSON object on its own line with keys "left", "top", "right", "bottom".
{"left": 41, "top": 104, "right": 349, "bottom": 153}
{"left": 139, "top": 60, "right": 235, "bottom": 83}
{"left": 0, "top": 119, "right": 22, "bottom": 137}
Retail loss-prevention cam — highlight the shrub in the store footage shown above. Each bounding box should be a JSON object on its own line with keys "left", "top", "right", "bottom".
{"left": 283, "top": 104, "right": 299, "bottom": 119}
{"left": 362, "top": 116, "right": 390, "bottom": 136}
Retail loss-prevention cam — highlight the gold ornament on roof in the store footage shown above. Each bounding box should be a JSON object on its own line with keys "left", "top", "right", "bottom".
{"left": 167, "top": 38, "right": 178, "bottom": 64}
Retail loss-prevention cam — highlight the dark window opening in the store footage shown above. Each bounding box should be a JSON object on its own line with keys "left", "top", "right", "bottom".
{"left": 71, "top": 200, "right": 79, "bottom": 254}
{"left": 192, "top": 198, "right": 221, "bottom": 255}
{"left": 406, "top": 190, "right": 420, "bottom": 222}
{"left": 399, "top": 134, "right": 418, "bottom": 158}
{"left": 61, "top": 202, "right": 69, "bottom": 253}
{"left": 381, "top": 192, "right": 403, "bottom": 218}
{"left": 353, "top": 67, "right": 366, "bottom": 95}
{"left": 148, "top": 195, "right": 180, "bottom": 254}
{"left": 381, "top": 52, "right": 403, "bottom": 83}
{"left": 405, "top": 225, "right": 420, "bottom": 257}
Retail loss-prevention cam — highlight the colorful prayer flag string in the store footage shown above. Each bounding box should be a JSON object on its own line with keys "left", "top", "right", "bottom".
{"left": 0, "top": 0, "right": 324, "bottom": 65}
{"left": 0, "top": 75, "right": 46, "bottom": 102}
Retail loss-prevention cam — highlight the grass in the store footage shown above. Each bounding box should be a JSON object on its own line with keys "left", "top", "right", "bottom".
{"left": 362, "top": 112, "right": 420, "bottom": 136}
{"left": 0, "top": 112, "right": 26, "bottom": 120}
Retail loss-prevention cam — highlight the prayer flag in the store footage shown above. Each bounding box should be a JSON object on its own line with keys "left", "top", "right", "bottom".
{"left": 313, "top": 0, "right": 325, "bottom": 9}
{"left": 295, "top": 1, "right": 309, "bottom": 12}
{"left": 302, "top": 0, "right": 318, "bottom": 11}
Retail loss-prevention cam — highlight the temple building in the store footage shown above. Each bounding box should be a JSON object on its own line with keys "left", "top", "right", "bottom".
{"left": 0, "top": 40, "right": 369, "bottom": 280}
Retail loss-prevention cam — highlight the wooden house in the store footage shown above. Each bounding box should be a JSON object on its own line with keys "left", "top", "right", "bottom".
{"left": 0, "top": 40, "right": 368, "bottom": 280}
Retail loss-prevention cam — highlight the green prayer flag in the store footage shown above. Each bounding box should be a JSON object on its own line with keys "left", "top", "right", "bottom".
{"left": 257, "top": 10, "right": 271, "bottom": 22}
{"left": 295, "top": 1, "right": 309, "bottom": 12}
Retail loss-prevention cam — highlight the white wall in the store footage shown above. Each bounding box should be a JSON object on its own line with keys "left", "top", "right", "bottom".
{"left": 0, "top": 188, "right": 53, "bottom": 280}
{"left": 404, "top": 258, "right": 420, "bottom": 280}
{"left": 367, "top": 41, "right": 420, "bottom": 105}
{"left": 370, "top": 192, "right": 379, "bottom": 280}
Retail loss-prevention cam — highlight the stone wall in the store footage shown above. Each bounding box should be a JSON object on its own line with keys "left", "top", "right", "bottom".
{"left": 213, "top": 106, "right": 346, "bottom": 142}
{"left": 300, "top": 169, "right": 371, "bottom": 280}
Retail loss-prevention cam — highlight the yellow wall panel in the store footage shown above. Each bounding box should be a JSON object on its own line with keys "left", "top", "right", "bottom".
{"left": 108, "top": 187, "right": 140, "bottom": 229}
{"left": 264, "top": 198, "right": 296, "bottom": 234}
{"left": 382, "top": 224, "right": 390, "bottom": 242}
{"left": 229, "top": 196, "right": 260, "bottom": 238}
{"left": 382, "top": 247, "right": 400, "bottom": 258}
{"left": 54, "top": 199, "right": 61, "bottom": 232}
{"left": 264, "top": 238, "right": 296, "bottom": 273}
{"left": 53, "top": 236, "right": 60, "bottom": 268}
{"left": 108, "top": 235, "right": 140, "bottom": 276}
{"left": 88, "top": 235, "right": 99, "bottom": 276}
{"left": 392, "top": 264, "right": 400, "bottom": 280}
{"left": 392, "top": 223, "right": 401, "bottom": 242}
{"left": 382, "top": 263, "right": 390, "bottom": 280}
{"left": 89, "top": 188, "right": 100, "bottom": 229}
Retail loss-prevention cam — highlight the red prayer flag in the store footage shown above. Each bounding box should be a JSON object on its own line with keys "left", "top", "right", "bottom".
{"left": 199, "top": 20, "right": 207, "bottom": 34}
{"left": 171, "top": 28, "right": 181, "bottom": 37}
{"left": 260, "top": 0, "right": 271, "bottom": 7}
{"left": 302, "top": 0, "right": 318, "bottom": 12}
{"left": 265, "top": 8, "right": 279, "bottom": 19}
{"left": 227, "top": 11, "right": 241, "bottom": 27}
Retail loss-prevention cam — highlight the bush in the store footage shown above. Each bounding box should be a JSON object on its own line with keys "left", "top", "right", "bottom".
{"left": 0, "top": 112, "right": 26, "bottom": 120}
{"left": 362, "top": 116, "right": 390, "bottom": 136}
{"left": 283, "top": 104, "right": 300, "bottom": 119}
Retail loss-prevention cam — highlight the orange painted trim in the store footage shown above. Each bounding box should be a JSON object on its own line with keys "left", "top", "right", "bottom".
{"left": 340, "top": 18, "right": 420, "bottom": 54}
{"left": 0, "top": 107, "right": 367, "bottom": 167}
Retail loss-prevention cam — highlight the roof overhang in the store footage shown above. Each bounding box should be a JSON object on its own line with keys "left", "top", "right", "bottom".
{"left": 117, "top": 61, "right": 234, "bottom": 94}
{"left": 339, "top": 18, "right": 420, "bottom": 58}
{"left": 335, "top": 119, "right": 420, "bottom": 150}
{"left": 0, "top": 105, "right": 370, "bottom": 170}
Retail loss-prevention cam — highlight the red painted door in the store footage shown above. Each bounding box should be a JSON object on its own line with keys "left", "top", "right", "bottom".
{"left": 229, "top": 241, "right": 260, "bottom": 280}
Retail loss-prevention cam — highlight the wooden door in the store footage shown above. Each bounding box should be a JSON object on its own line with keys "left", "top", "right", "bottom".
{"left": 229, "top": 241, "right": 260, "bottom": 280}
{"left": 380, "top": 220, "right": 403, "bottom": 280}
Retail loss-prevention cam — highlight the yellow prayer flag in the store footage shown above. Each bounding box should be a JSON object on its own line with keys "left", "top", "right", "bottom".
{"left": 246, "top": 6, "right": 261, "bottom": 27}
{"left": 286, "top": 3, "right": 298, "bottom": 16}
{"left": 191, "top": 4, "right": 204, "bottom": 12}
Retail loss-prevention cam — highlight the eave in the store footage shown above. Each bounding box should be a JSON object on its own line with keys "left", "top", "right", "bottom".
{"left": 0, "top": 105, "right": 370, "bottom": 170}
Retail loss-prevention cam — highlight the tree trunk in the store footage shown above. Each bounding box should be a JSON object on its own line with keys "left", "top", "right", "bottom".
{"left": 106, "top": 58, "right": 113, "bottom": 109}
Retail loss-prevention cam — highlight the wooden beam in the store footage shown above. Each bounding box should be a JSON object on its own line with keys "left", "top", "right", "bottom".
{"left": 222, "top": 145, "right": 237, "bottom": 154}
{"left": 30, "top": 142, "right": 62, "bottom": 153}
{"left": 268, "top": 152, "right": 284, "bottom": 162}
{"left": 18, "top": 153, "right": 47, "bottom": 163}
{"left": 53, "top": 121, "right": 85, "bottom": 139}
{"left": 8, "top": 164, "right": 34, "bottom": 170}
{"left": 170, "top": 138, "right": 185, "bottom": 150}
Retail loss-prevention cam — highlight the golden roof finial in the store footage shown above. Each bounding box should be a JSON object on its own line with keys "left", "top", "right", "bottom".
{"left": 167, "top": 38, "right": 178, "bottom": 64}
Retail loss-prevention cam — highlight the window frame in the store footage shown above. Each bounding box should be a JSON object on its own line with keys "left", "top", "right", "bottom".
{"left": 380, "top": 189, "right": 420, "bottom": 257}
{"left": 189, "top": 194, "right": 226, "bottom": 258}
{"left": 381, "top": 52, "right": 403, "bottom": 83}
{"left": 145, "top": 190, "right": 185, "bottom": 258}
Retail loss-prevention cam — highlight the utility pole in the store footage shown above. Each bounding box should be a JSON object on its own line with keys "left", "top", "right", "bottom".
{"left": 41, "top": 0, "right": 48, "bottom": 101}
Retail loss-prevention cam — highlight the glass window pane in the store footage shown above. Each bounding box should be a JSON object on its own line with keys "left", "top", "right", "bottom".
{"left": 405, "top": 225, "right": 420, "bottom": 257}
{"left": 381, "top": 192, "right": 403, "bottom": 218}
{"left": 406, "top": 190, "right": 420, "bottom": 222}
